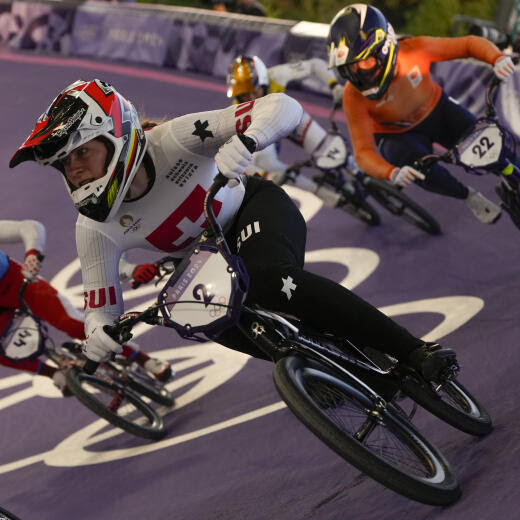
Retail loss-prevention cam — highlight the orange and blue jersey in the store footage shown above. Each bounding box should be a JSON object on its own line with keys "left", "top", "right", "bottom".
{"left": 342, "top": 35, "right": 504, "bottom": 179}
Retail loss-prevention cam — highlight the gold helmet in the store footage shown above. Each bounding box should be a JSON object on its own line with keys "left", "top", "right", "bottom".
{"left": 226, "top": 55, "right": 269, "bottom": 99}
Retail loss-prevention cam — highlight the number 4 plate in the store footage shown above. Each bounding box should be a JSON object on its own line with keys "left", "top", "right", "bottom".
{"left": 458, "top": 124, "right": 502, "bottom": 168}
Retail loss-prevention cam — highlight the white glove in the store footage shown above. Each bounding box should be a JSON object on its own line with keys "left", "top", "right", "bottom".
{"left": 331, "top": 82, "right": 344, "bottom": 106}
{"left": 214, "top": 135, "right": 255, "bottom": 188}
{"left": 493, "top": 55, "right": 515, "bottom": 80}
{"left": 22, "top": 249, "right": 42, "bottom": 280}
{"left": 84, "top": 325, "right": 122, "bottom": 362}
{"left": 389, "top": 166, "right": 425, "bottom": 187}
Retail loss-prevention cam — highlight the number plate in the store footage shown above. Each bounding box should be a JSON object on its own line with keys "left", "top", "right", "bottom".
{"left": 458, "top": 124, "right": 503, "bottom": 168}
{"left": 158, "top": 243, "right": 248, "bottom": 339}
{"left": 314, "top": 134, "right": 348, "bottom": 169}
{"left": 1, "top": 312, "right": 44, "bottom": 360}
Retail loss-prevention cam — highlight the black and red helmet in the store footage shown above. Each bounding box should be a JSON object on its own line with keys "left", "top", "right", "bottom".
{"left": 10, "top": 79, "right": 147, "bottom": 222}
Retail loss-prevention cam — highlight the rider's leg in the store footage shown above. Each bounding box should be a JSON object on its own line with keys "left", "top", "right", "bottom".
{"left": 226, "top": 178, "right": 436, "bottom": 362}
{"left": 376, "top": 132, "right": 501, "bottom": 223}
{"left": 1, "top": 260, "right": 86, "bottom": 338}
{"left": 376, "top": 131, "right": 470, "bottom": 198}
{"left": 120, "top": 342, "right": 172, "bottom": 382}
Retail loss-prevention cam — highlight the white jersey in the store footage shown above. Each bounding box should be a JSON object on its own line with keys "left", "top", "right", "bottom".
{"left": 77, "top": 93, "right": 303, "bottom": 336}
{"left": 267, "top": 58, "right": 337, "bottom": 93}
{"left": 247, "top": 59, "right": 334, "bottom": 174}
{"left": 0, "top": 220, "right": 46, "bottom": 253}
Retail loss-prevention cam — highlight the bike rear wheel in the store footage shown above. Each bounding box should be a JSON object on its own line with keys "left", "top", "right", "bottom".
{"left": 364, "top": 177, "right": 441, "bottom": 234}
{"left": 400, "top": 376, "right": 492, "bottom": 437}
{"left": 273, "top": 356, "right": 460, "bottom": 505}
{"left": 66, "top": 368, "right": 167, "bottom": 440}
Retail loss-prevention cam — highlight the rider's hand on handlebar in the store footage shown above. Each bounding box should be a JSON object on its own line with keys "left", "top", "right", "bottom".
{"left": 84, "top": 326, "right": 122, "bottom": 362}
{"left": 215, "top": 134, "right": 257, "bottom": 188}
{"left": 389, "top": 166, "right": 425, "bottom": 187}
{"left": 493, "top": 55, "right": 515, "bottom": 80}
{"left": 132, "top": 263, "right": 158, "bottom": 285}
{"left": 22, "top": 249, "right": 43, "bottom": 281}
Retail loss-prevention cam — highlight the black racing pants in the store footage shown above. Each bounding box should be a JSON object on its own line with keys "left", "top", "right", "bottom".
{"left": 217, "top": 177, "right": 423, "bottom": 361}
{"left": 375, "top": 93, "right": 476, "bottom": 200}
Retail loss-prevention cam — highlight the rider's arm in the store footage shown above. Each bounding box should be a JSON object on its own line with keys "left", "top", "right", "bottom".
{"left": 414, "top": 35, "right": 504, "bottom": 66}
{"left": 343, "top": 87, "right": 395, "bottom": 179}
{"left": 76, "top": 218, "right": 124, "bottom": 339}
{"left": 290, "top": 111, "right": 327, "bottom": 154}
{"left": 170, "top": 93, "right": 303, "bottom": 156}
{"left": 0, "top": 219, "right": 46, "bottom": 255}
{"left": 269, "top": 58, "right": 339, "bottom": 91}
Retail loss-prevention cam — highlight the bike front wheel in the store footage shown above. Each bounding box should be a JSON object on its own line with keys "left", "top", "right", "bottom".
{"left": 66, "top": 368, "right": 167, "bottom": 440}
{"left": 105, "top": 362, "right": 175, "bottom": 407}
{"left": 273, "top": 356, "right": 460, "bottom": 505}
{"left": 364, "top": 177, "right": 441, "bottom": 234}
{"left": 339, "top": 186, "right": 381, "bottom": 226}
{"left": 400, "top": 376, "right": 492, "bottom": 437}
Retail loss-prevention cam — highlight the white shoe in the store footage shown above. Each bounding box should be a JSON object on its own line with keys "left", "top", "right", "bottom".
{"left": 52, "top": 370, "right": 72, "bottom": 397}
{"left": 143, "top": 358, "right": 173, "bottom": 382}
{"left": 465, "top": 188, "right": 501, "bottom": 224}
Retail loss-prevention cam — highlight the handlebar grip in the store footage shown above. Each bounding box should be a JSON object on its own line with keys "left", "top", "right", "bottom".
{"left": 83, "top": 358, "right": 99, "bottom": 375}
{"left": 214, "top": 172, "right": 228, "bottom": 188}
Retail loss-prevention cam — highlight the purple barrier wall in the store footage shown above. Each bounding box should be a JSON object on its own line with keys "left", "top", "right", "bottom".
{"left": 0, "top": 0, "right": 502, "bottom": 105}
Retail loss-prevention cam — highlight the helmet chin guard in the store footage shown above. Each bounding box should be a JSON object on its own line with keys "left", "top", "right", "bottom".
{"left": 10, "top": 79, "right": 147, "bottom": 222}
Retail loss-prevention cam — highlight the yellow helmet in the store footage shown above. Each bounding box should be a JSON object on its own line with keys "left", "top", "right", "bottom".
{"left": 226, "top": 55, "right": 269, "bottom": 99}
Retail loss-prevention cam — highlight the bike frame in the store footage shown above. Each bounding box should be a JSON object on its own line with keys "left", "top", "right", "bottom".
{"left": 97, "top": 174, "right": 401, "bottom": 405}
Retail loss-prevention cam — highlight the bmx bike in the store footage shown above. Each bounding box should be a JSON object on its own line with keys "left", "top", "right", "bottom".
{"left": 83, "top": 173, "right": 491, "bottom": 505}
{"left": 284, "top": 107, "right": 441, "bottom": 234}
{"left": 0, "top": 279, "right": 173, "bottom": 440}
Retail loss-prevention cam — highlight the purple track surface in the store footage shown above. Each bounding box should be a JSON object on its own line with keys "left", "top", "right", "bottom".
{"left": 0, "top": 50, "right": 519, "bottom": 520}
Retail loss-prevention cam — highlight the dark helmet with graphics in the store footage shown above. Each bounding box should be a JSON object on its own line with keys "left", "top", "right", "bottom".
{"left": 10, "top": 79, "right": 147, "bottom": 223}
{"left": 226, "top": 55, "right": 269, "bottom": 99}
{"left": 328, "top": 3, "right": 398, "bottom": 100}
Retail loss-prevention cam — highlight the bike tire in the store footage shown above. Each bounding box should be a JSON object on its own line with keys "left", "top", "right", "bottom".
{"left": 339, "top": 191, "right": 381, "bottom": 226}
{"left": 400, "top": 376, "right": 492, "bottom": 437}
{"left": 66, "top": 368, "right": 167, "bottom": 441}
{"left": 102, "top": 360, "right": 175, "bottom": 407}
{"left": 364, "top": 178, "right": 441, "bottom": 235}
{"left": 0, "top": 506, "right": 22, "bottom": 520}
{"left": 273, "top": 355, "right": 460, "bottom": 505}
{"left": 127, "top": 370, "right": 175, "bottom": 407}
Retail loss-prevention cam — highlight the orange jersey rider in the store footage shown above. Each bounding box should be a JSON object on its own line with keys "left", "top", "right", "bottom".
{"left": 328, "top": 3, "right": 515, "bottom": 224}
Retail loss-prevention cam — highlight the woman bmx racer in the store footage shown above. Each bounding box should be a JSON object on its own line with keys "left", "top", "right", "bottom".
{"left": 0, "top": 219, "right": 172, "bottom": 394}
{"left": 328, "top": 3, "right": 515, "bottom": 224}
{"left": 11, "top": 79, "right": 457, "bottom": 383}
